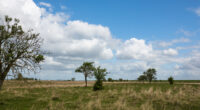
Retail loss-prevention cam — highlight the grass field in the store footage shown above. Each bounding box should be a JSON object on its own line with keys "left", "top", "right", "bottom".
{"left": 0, "top": 80, "right": 200, "bottom": 110}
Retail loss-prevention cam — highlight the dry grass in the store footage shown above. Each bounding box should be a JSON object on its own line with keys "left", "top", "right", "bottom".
{"left": 1, "top": 80, "right": 200, "bottom": 110}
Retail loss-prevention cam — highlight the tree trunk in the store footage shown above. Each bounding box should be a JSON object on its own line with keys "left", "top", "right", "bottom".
{"left": 0, "top": 73, "right": 6, "bottom": 90}
{"left": 85, "top": 76, "right": 87, "bottom": 87}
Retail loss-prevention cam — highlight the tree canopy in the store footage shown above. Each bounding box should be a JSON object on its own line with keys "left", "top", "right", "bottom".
{"left": 75, "top": 62, "right": 95, "bottom": 87}
{"left": 0, "top": 16, "right": 44, "bottom": 89}
{"left": 93, "top": 66, "right": 108, "bottom": 91}
{"left": 137, "top": 68, "right": 157, "bottom": 83}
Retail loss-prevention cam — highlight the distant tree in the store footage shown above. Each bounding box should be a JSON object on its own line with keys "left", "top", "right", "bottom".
{"left": 119, "top": 78, "right": 123, "bottom": 82}
{"left": 75, "top": 62, "right": 95, "bottom": 87}
{"left": 168, "top": 76, "right": 174, "bottom": 85}
{"left": 137, "top": 74, "right": 147, "bottom": 83}
{"left": 93, "top": 66, "right": 108, "bottom": 91}
{"left": 108, "top": 77, "right": 113, "bottom": 82}
{"left": 16, "top": 73, "right": 23, "bottom": 80}
{"left": 71, "top": 77, "right": 75, "bottom": 81}
{"left": 144, "top": 68, "right": 157, "bottom": 83}
{"left": 0, "top": 16, "right": 44, "bottom": 90}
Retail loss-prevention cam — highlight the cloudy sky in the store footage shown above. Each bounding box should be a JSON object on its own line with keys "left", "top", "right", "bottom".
{"left": 0, "top": 0, "right": 200, "bottom": 80}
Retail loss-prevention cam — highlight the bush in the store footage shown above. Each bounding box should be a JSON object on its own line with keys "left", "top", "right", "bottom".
{"left": 119, "top": 78, "right": 123, "bottom": 81}
{"left": 108, "top": 78, "right": 113, "bottom": 82}
{"left": 16, "top": 73, "right": 23, "bottom": 80}
{"left": 71, "top": 78, "right": 75, "bottom": 81}
{"left": 93, "top": 80, "right": 103, "bottom": 91}
{"left": 93, "top": 66, "right": 108, "bottom": 91}
{"left": 168, "top": 76, "right": 174, "bottom": 85}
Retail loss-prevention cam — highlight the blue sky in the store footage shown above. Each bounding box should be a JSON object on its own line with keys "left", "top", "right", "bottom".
{"left": 33, "top": 0, "right": 200, "bottom": 41}
{"left": 1, "top": 0, "right": 200, "bottom": 80}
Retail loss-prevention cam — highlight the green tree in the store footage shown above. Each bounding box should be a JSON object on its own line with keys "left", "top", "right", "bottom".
{"left": 0, "top": 16, "right": 44, "bottom": 90}
{"left": 168, "top": 76, "right": 174, "bottom": 85}
{"left": 93, "top": 66, "right": 108, "bottom": 91}
{"left": 137, "top": 74, "right": 147, "bottom": 83}
{"left": 108, "top": 77, "right": 113, "bottom": 82}
{"left": 75, "top": 62, "right": 95, "bottom": 87}
{"left": 16, "top": 73, "right": 23, "bottom": 80}
{"left": 143, "top": 68, "right": 157, "bottom": 83}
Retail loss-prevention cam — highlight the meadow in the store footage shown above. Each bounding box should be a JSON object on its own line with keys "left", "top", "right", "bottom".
{"left": 0, "top": 80, "right": 200, "bottom": 110}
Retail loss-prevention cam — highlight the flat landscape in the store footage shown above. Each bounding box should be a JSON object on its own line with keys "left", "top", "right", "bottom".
{"left": 0, "top": 80, "right": 200, "bottom": 110}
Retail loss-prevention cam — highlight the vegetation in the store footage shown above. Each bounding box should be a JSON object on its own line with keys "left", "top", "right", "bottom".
{"left": 75, "top": 62, "right": 95, "bottom": 87}
{"left": 137, "top": 74, "right": 147, "bottom": 82}
{"left": 93, "top": 66, "right": 108, "bottom": 91}
{"left": 0, "top": 16, "right": 44, "bottom": 90}
{"left": 0, "top": 80, "right": 200, "bottom": 110}
{"left": 71, "top": 78, "right": 75, "bottom": 81}
{"left": 168, "top": 76, "right": 174, "bottom": 85}
{"left": 107, "top": 78, "right": 113, "bottom": 82}
{"left": 16, "top": 73, "right": 23, "bottom": 80}
{"left": 138, "top": 68, "right": 157, "bottom": 83}
{"left": 119, "top": 78, "right": 123, "bottom": 81}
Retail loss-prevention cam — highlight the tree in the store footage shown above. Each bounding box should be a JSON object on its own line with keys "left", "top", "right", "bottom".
{"left": 0, "top": 16, "right": 44, "bottom": 90}
{"left": 71, "top": 77, "right": 75, "bottom": 81}
{"left": 93, "top": 66, "right": 108, "bottom": 91}
{"left": 108, "top": 77, "right": 113, "bottom": 82}
{"left": 16, "top": 73, "right": 23, "bottom": 80}
{"left": 137, "top": 74, "right": 147, "bottom": 83}
{"left": 75, "top": 62, "right": 95, "bottom": 87}
{"left": 168, "top": 76, "right": 174, "bottom": 85}
{"left": 144, "top": 68, "right": 157, "bottom": 83}
{"left": 119, "top": 78, "right": 123, "bottom": 82}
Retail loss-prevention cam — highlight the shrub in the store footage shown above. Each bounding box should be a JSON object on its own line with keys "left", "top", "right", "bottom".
{"left": 119, "top": 78, "right": 123, "bottom": 81}
{"left": 71, "top": 78, "right": 75, "bottom": 81}
{"left": 108, "top": 78, "right": 113, "bottom": 82}
{"left": 16, "top": 73, "right": 23, "bottom": 80}
{"left": 168, "top": 76, "right": 174, "bottom": 85}
{"left": 93, "top": 80, "right": 103, "bottom": 91}
{"left": 93, "top": 66, "right": 108, "bottom": 91}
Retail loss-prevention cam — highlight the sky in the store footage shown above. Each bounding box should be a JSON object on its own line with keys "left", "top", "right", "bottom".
{"left": 0, "top": 0, "right": 200, "bottom": 80}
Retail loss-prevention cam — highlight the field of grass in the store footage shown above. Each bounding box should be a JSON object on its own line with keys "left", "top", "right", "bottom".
{"left": 0, "top": 80, "right": 200, "bottom": 110}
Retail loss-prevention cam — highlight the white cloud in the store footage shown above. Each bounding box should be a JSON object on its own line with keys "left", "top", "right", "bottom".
{"left": 159, "top": 38, "right": 190, "bottom": 47}
{"left": 0, "top": 0, "right": 200, "bottom": 80}
{"left": 61, "top": 5, "right": 67, "bottom": 10}
{"left": 44, "top": 56, "right": 62, "bottom": 66}
{"left": 194, "top": 7, "right": 200, "bottom": 16}
{"left": 116, "top": 38, "right": 154, "bottom": 59}
{"left": 39, "top": 2, "right": 51, "bottom": 8}
{"left": 163, "top": 48, "right": 178, "bottom": 56}
{"left": 177, "top": 29, "right": 195, "bottom": 36}
{"left": 0, "top": 0, "right": 114, "bottom": 60}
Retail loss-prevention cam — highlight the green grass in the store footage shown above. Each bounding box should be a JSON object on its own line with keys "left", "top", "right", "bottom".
{"left": 0, "top": 81, "right": 200, "bottom": 110}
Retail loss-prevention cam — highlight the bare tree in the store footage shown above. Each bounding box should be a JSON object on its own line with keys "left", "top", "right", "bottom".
{"left": 75, "top": 62, "right": 95, "bottom": 87}
{"left": 0, "top": 16, "right": 44, "bottom": 90}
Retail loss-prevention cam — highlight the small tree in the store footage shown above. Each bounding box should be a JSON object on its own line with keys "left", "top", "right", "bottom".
{"left": 0, "top": 16, "right": 44, "bottom": 90}
{"left": 144, "top": 68, "right": 157, "bottom": 83}
{"left": 16, "top": 73, "right": 23, "bottom": 80}
{"left": 137, "top": 74, "right": 147, "bottom": 83}
{"left": 168, "top": 76, "right": 174, "bottom": 85}
{"left": 93, "top": 66, "right": 108, "bottom": 91}
{"left": 75, "top": 62, "right": 95, "bottom": 87}
{"left": 71, "top": 77, "right": 75, "bottom": 81}
{"left": 108, "top": 77, "right": 113, "bottom": 82}
{"left": 119, "top": 78, "right": 123, "bottom": 82}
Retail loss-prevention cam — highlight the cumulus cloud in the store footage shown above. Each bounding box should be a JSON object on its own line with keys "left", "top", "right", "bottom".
{"left": 0, "top": 0, "right": 114, "bottom": 60}
{"left": 116, "top": 38, "right": 154, "bottom": 59}
{"left": 0, "top": 0, "right": 200, "bottom": 80}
